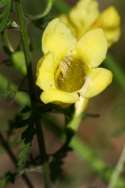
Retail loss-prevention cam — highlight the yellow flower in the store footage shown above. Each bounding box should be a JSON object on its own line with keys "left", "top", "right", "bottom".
{"left": 36, "top": 18, "right": 112, "bottom": 107}
{"left": 93, "top": 6, "right": 121, "bottom": 47}
{"left": 60, "top": 0, "right": 121, "bottom": 47}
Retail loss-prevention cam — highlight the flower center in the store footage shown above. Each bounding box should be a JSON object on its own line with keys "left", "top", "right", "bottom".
{"left": 55, "top": 56, "right": 85, "bottom": 92}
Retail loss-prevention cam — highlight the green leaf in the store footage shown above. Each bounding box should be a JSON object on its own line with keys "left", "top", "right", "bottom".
{"left": 0, "top": 0, "right": 12, "bottom": 32}
{"left": 0, "top": 172, "right": 16, "bottom": 188}
{"left": 17, "top": 142, "right": 31, "bottom": 171}
{"left": 5, "top": 172, "right": 16, "bottom": 183}
{"left": 22, "top": 125, "right": 35, "bottom": 143}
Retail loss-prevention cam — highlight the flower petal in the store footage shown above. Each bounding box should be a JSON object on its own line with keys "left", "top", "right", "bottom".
{"left": 80, "top": 68, "right": 113, "bottom": 98}
{"left": 93, "top": 6, "right": 121, "bottom": 46}
{"left": 36, "top": 53, "right": 56, "bottom": 91}
{"left": 42, "top": 18, "right": 76, "bottom": 61}
{"left": 104, "top": 28, "right": 121, "bottom": 47}
{"left": 69, "top": 0, "right": 99, "bottom": 37}
{"left": 95, "top": 6, "right": 120, "bottom": 29}
{"left": 77, "top": 29, "right": 108, "bottom": 68}
{"left": 60, "top": 15, "right": 76, "bottom": 37}
{"left": 41, "top": 89, "right": 79, "bottom": 104}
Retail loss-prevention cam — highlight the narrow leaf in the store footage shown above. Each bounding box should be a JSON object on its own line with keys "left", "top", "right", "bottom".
{"left": 0, "top": 0, "right": 12, "bottom": 32}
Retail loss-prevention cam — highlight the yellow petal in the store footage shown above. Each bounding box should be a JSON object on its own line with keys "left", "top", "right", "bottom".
{"left": 77, "top": 29, "right": 107, "bottom": 68}
{"left": 36, "top": 53, "right": 56, "bottom": 91}
{"left": 104, "top": 28, "right": 121, "bottom": 47}
{"left": 41, "top": 89, "right": 79, "bottom": 104}
{"left": 80, "top": 68, "right": 113, "bottom": 98}
{"left": 93, "top": 6, "right": 121, "bottom": 46}
{"left": 42, "top": 18, "right": 76, "bottom": 62}
{"left": 69, "top": 0, "right": 99, "bottom": 37}
{"left": 95, "top": 6, "right": 120, "bottom": 29}
{"left": 60, "top": 15, "right": 77, "bottom": 38}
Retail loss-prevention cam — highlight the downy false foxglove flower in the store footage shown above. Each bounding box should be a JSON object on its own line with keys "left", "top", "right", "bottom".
{"left": 61, "top": 0, "right": 121, "bottom": 47}
{"left": 36, "top": 18, "right": 112, "bottom": 109}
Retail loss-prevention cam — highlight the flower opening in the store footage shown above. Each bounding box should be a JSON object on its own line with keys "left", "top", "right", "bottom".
{"left": 55, "top": 56, "right": 86, "bottom": 92}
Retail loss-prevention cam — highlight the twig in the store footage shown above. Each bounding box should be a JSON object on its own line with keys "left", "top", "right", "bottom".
{"left": 108, "top": 145, "right": 125, "bottom": 188}
{"left": 15, "top": 0, "right": 51, "bottom": 187}
{"left": 35, "top": 119, "right": 51, "bottom": 188}
{"left": 15, "top": 0, "right": 35, "bottom": 102}
{"left": 0, "top": 132, "right": 34, "bottom": 188}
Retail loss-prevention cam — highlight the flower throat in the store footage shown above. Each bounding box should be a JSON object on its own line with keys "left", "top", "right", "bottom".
{"left": 55, "top": 56, "right": 85, "bottom": 92}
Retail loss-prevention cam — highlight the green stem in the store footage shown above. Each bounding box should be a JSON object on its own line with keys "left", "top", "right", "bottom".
{"left": 35, "top": 119, "right": 51, "bottom": 188}
{"left": 15, "top": 0, "right": 34, "bottom": 101}
{"left": 108, "top": 145, "right": 125, "bottom": 188}
{"left": 15, "top": 1, "right": 51, "bottom": 187}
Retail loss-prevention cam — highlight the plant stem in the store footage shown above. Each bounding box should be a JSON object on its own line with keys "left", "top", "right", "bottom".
{"left": 35, "top": 119, "right": 51, "bottom": 188}
{"left": 0, "top": 132, "right": 34, "bottom": 188}
{"left": 15, "top": 0, "right": 51, "bottom": 187}
{"left": 15, "top": 0, "right": 34, "bottom": 102}
{"left": 108, "top": 145, "right": 125, "bottom": 188}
